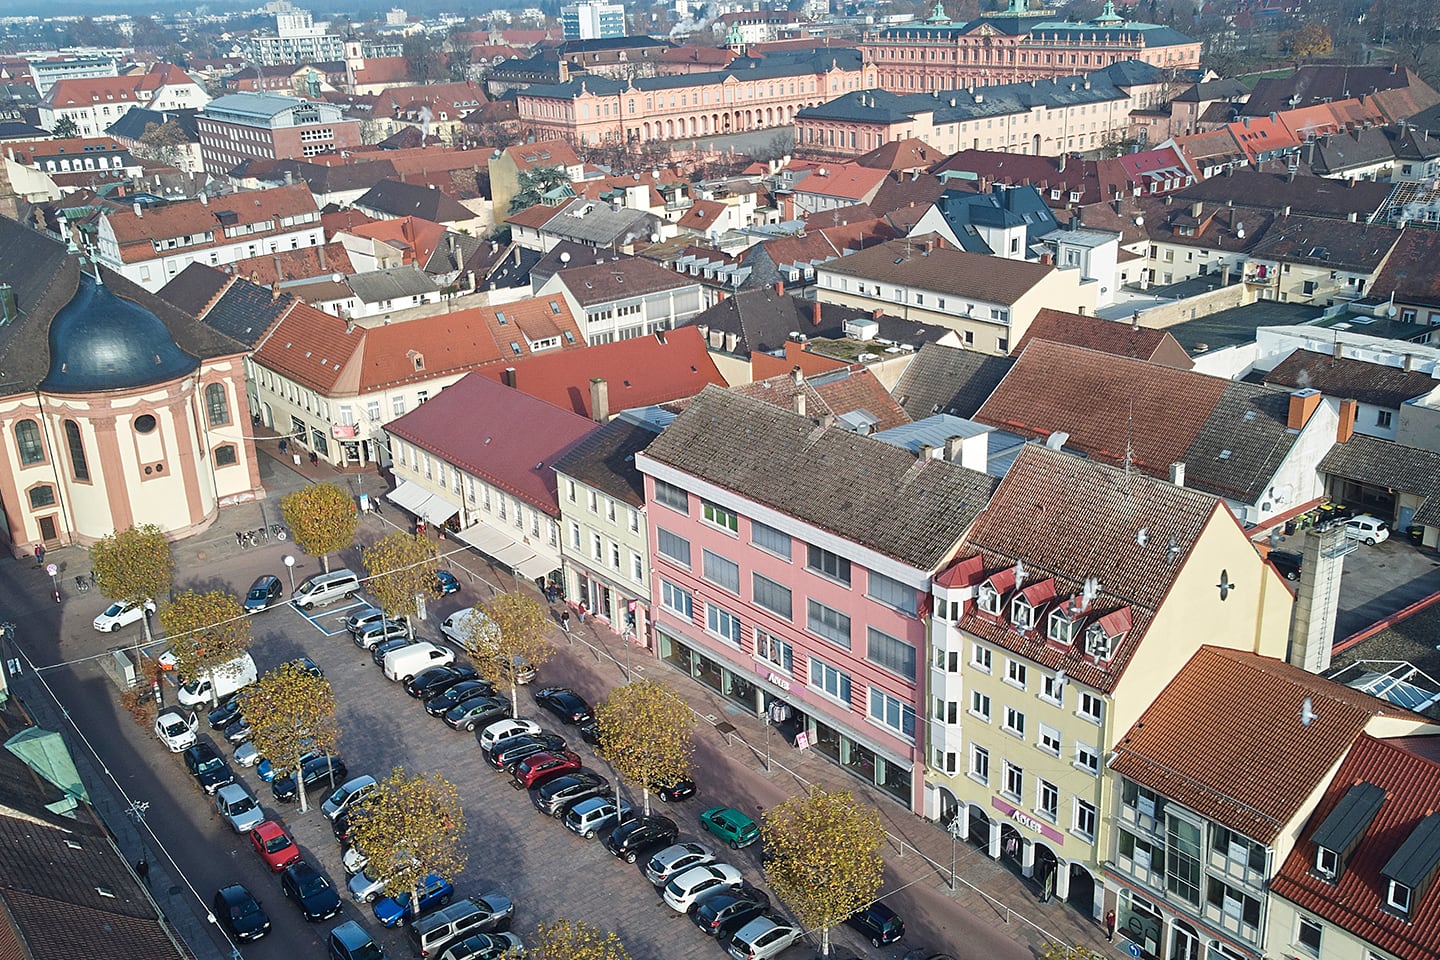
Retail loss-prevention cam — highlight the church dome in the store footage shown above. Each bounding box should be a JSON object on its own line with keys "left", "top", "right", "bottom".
{"left": 41, "top": 275, "right": 199, "bottom": 394}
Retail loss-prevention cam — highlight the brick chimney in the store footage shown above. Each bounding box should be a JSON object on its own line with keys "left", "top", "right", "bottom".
{"left": 812, "top": 301, "right": 822, "bottom": 326}
{"left": 1287, "top": 388, "right": 1322, "bottom": 430}
{"left": 588, "top": 377, "right": 609, "bottom": 422}
{"left": 502, "top": 367, "right": 517, "bottom": 388}
{"left": 1337, "top": 398, "right": 1357, "bottom": 443}
{"left": 775, "top": 280, "right": 784, "bottom": 296}
{"left": 871, "top": 308, "right": 882, "bottom": 320}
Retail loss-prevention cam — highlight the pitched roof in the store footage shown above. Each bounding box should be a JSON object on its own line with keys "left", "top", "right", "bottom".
{"left": 1242, "top": 64, "right": 1433, "bottom": 116}
{"left": 384, "top": 372, "right": 596, "bottom": 513}
{"left": 102, "top": 183, "right": 318, "bottom": 259}
{"left": 891, "top": 342, "right": 1015, "bottom": 421}
{"left": 1016, "top": 308, "right": 1194, "bottom": 369}
{"left": 194, "top": 275, "right": 294, "bottom": 347}
{"left": 550, "top": 416, "right": 660, "bottom": 506}
{"left": 1111, "top": 647, "right": 1421, "bottom": 843}
{"left": 346, "top": 265, "right": 439, "bottom": 303}
{"left": 1319, "top": 434, "right": 1440, "bottom": 528}
{"left": 354, "top": 179, "right": 473, "bottom": 223}
{"left": 1175, "top": 171, "right": 1392, "bottom": 220}
{"left": 639, "top": 385, "right": 996, "bottom": 570}
{"left": 1264, "top": 348, "right": 1437, "bottom": 408}
{"left": 502, "top": 139, "right": 580, "bottom": 171}
{"left": 1270, "top": 734, "right": 1440, "bottom": 960}
{"left": 1371, "top": 228, "right": 1440, "bottom": 309}
{"left": 157, "top": 261, "right": 230, "bottom": 317}
{"left": 853, "top": 137, "right": 946, "bottom": 173}
{"left": 820, "top": 234, "right": 1056, "bottom": 305}
{"left": 505, "top": 203, "right": 562, "bottom": 229}
{"left": 231, "top": 241, "right": 354, "bottom": 285}
{"left": 793, "top": 163, "right": 889, "bottom": 202}
{"left": 808, "top": 363, "right": 912, "bottom": 433}
{"left": 474, "top": 326, "right": 725, "bottom": 417}
{"left": 549, "top": 256, "right": 697, "bottom": 306}
{"left": 1249, "top": 214, "right": 1403, "bottom": 272}
{"left": 945, "top": 443, "right": 1223, "bottom": 692}
{"left": 977, "top": 340, "right": 1305, "bottom": 504}
{"left": 345, "top": 215, "right": 448, "bottom": 268}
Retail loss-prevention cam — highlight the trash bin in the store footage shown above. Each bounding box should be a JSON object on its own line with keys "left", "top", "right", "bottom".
{"left": 1407, "top": 525, "right": 1425, "bottom": 546}
{"left": 1284, "top": 520, "right": 1297, "bottom": 536}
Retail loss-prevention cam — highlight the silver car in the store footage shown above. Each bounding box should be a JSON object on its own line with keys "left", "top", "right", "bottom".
{"left": 645, "top": 842, "right": 715, "bottom": 887}
{"left": 215, "top": 783, "right": 265, "bottom": 833}
{"left": 347, "top": 868, "right": 388, "bottom": 904}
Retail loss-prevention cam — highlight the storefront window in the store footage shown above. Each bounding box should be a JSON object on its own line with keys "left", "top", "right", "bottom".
{"left": 661, "top": 632, "right": 692, "bottom": 675}
{"left": 724, "top": 674, "right": 756, "bottom": 712}
{"left": 812, "top": 721, "right": 842, "bottom": 764}
{"left": 844, "top": 740, "right": 876, "bottom": 781}
{"left": 694, "top": 652, "right": 723, "bottom": 693}
{"left": 876, "top": 755, "right": 910, "bottom": 804}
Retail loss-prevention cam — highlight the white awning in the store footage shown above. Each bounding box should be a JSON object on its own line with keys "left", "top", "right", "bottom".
{"left": 385, "top": 480, "right": 432, "bottom": 515}
{"left": 512, "top": 552, "right": 557, "bottom": 582}
{"left": 452, "top": 522, "right": 559, "bottom": 582}
{"left": 417, "top": 493, "right": 460, "bottom": 526}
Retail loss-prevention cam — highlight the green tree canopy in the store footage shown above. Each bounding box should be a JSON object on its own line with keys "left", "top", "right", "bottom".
{"left": 157, "top": 590, "right": 251, "bottom": 704}
{"left": 468, "top": 592, "right": 554, "bottom": 713}
{"left": 526, "top": 919, "right": 631, "bottom": 960}
{"left": 348, "top": 766, "right": 467, "bottom": 917}
{"left": 281, "top": 482, "right": 357, "bottom": 573}
{"left": 509, "top": 166, "right": 570, "bottom": 213}
{"left": 90, "top": 524, "right": 173, "bottom": 604}
{"left": 595, "top": 679, "right": 693, "bottom": 816}
{"left": 762, "top": 786, "right": 886, "bottom": 956}
{"left": 243, "top": 662, "right": 339, "bottom": 812}
{"left": 51, "top": 116, "right": 79, "bottom": 139}
{"left": 362, "top": 532, "right": 440, "bottom": 628}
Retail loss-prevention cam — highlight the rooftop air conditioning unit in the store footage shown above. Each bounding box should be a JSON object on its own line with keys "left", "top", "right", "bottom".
{"left": 845, "top": 317, "right": 879, "bottom": 341}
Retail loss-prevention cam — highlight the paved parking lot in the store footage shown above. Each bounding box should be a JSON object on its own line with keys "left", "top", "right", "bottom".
{"left": 1332, "top": 538, "right": 1440, "bottom": 641}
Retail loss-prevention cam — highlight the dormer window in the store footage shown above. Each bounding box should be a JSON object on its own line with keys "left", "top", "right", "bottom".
{"left": 977, "top": 583, "right": 1002, "bottom": 616}
{"left": 1047, "top": 608, "right": 1074, "bottom": 644}
{"left": 1386, "top": 879, "right": 1412, "bottom": 917}
{"left": 1085, "top": 623, "right": 1112, "bottom": 659}
{"left": 1011, "top": 597, "right": 1034, "bottom": 630}
{"left": 1314, "top": 846, "right": 1338, "bottom": 882}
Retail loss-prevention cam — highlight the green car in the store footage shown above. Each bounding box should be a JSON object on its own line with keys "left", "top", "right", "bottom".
{"left": 699, "top": 806, "right": 760, "bottom": 849}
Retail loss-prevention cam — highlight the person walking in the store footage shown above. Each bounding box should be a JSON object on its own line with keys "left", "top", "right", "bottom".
{"left": 560, "top": 611, "right": 571, "bottom": 634}
{"left": 577, "top": 604, "right": 587, "bottom": 624}
{"left": 1105, "top": 909, "right": 1116, "bottom": 942}
{"left": 34, "top": 543, "right": 44, "bottom": 568}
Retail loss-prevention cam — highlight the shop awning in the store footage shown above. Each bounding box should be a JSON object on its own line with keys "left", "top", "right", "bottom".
{"left": 385, "top": 480, "right": 432, "bottom": 515}
{"left": 417, "top": 493, "right": 460, "bottom": 526}
{"left": 453, "top": 522, "right": 559, "bottom": 582}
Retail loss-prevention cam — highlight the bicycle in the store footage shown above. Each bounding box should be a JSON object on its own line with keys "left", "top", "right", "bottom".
{"left": 74, "top": 575, "right": 90, "bottom": 592}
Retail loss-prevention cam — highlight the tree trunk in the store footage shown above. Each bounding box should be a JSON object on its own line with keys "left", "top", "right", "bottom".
{"left": 297, "top": 748, "right": 310, "bottom": 813}
{"left": 821, "top": 926, "right": 830, "bottom": 956}
{"left": 509, "top": 681, "right": 518, "bottom": 717}
{"left": 642, "top": 787, "right": 651, "bottom": 818}
{"left": 322, "top": 554, "right": 331, "bottom": 573}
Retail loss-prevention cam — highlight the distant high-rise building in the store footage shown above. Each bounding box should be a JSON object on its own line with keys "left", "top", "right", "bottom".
{"left": 560, "top": 1, "right": 626, "bottom": 40}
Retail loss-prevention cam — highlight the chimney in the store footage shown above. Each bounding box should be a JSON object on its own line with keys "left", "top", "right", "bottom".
{"left": 821, "top": 413, "right": 837, "bottom": 428}
{"left": 775, "top": 280, "right": 785, "bottom": 296}
{"left": 1169, "top": 462, "right": 1186, "bottom": 487}
{"left": 588, "top": 377, "right": 610, "bottom": 422}
{"left": 133, "top": 202, "right": 142, "bottom": 217}
{"left": 871, "top": 308, "right": 882, "bottom": 320}
{"left": 273, "top": 255, "right": 283, "bottom": 282}
{"left": 918, "top": 443, "right": 936, "bottom": 461}
{"left": 790, "top": 365, "right": 803, "bottom": 387}
{"left": 199, "top": 192, "right": 208, "bottom": 205}
{"left": 1337, "top": 398, "right": 1357, "bottom": 443}
{"left": 812, "top": 301, "right": 822, "bottom": 327}
{"left": 1191, "top": 201, "right": 1202, "bottom": 218}
{"left": 1289, "top": 525, "right": 1349, "bottom": 672}
{"left": 724, "top": 331, "right": 739, "bottom": 352}
{"left": 319, "top": 243, "right": 327, "bottom": 271}
{"left": 792, "top": 390, "right": 806, "bottom": 417}
{"left": 502, "top": 367, "right": 517, "bottom": 388}
{"left": 1058, "top": 153, "right": 1067, "bottom": 173}
{"left": 270, "top": 281, "right": 280, "bottom": 301}
{"left": 944, "top": 434, "right": 964, "bottom": 462}
{"left": 1333, "top": 339, "right": 1344, "bottom": 359}
{"left": 1405, "top": 353, "right": 1417, "bottom": 372}
{"left": 1287, "top": 388, "right": 1323, "bottom": 430}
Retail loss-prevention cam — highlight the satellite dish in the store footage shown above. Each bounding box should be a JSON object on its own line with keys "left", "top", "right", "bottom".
{"left": 1134, "top": 215, "right": 1144, "bottom": 226}
{"left": 559, "top": 252, "right": 570, "bottom": 263}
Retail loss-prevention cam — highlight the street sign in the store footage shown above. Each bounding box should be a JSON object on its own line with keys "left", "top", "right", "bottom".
{"left": 45, "top": 563, "right": 57, "bottom": 577}
{"left": 1126, "top": 944, "right": 1142, "bottom": 958}
{"left": 795, "top": 731, "right": 811, "bottom": 750}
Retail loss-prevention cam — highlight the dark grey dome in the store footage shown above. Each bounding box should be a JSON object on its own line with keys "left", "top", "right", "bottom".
{"left": 41, "top": 275, "right": 199, "bottom": 393}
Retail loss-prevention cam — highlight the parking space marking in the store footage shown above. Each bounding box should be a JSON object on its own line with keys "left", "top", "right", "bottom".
{"left": 290, "top": 599, "right": 369, "bottom": 637}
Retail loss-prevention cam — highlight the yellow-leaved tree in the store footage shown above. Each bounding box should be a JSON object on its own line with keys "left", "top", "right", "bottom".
{"left": 157, "top": 591, "right": 252, "bottom": 705}
{"left": 281, "top": 482, "right": 357, "bottom": 573}
{"left": 242, "top": 662, "right": 340, "bottom": 813}
{"left": 1039, "top": 945, "right": 1106, "bottom": 960}
{"left": 466, "top": 592, "right": 553, "bottom": 714}
{"left": 595, "top": 679, "right": 693, "bottom": 817}
{"left": 762, "top": 786, "right": 886, "bottom": 957}
{"left": 90, "top": 524, "right": 173, "bottom": 642}
{"left": 347, "top": 766, "right": 467, "bottom": 921}
{"left": 361, "top": 532, "right": 440, "bottom": 635}
{"left": 526, "top": 919, "right": 630, "bottom": 960}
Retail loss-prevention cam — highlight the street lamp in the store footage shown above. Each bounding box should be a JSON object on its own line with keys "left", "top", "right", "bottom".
{"left": 283, "top": 555, "right": 296, "bottom": 593}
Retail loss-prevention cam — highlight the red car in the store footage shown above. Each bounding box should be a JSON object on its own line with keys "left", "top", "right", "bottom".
{"left": 249, "top": 820, "right": 302, "bottom": 872}
{"left": 512, "top": 750, "right": 582, "bottom": 789}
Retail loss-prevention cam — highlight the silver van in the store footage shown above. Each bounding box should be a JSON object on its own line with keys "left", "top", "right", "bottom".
{"left": 408, "top": 894, "right": 514, "bottom": 959}
{"left": 292, "top": 569, "right": 361, "bottom": 610}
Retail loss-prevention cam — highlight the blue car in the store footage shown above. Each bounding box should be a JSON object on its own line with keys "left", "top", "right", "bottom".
{"left": 372, "top": 873, "right": 454, "bottom": 927}
{"left": 435, "top": 570, "right": 460, "bottom": 596}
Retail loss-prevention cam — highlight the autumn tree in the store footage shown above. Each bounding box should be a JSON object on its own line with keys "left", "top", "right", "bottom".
{"left": 466, "top": 592, "right": 554, "bottom": 713}
{"left": 138, "top": 120, "right": 190, "bottom": 169}
{"left": 595, "top": 679, "right": 693, "bottom": 817}
{"left": 509, "top": 166, "right": 571, "bottom": 213}
{"left": 362, "top": 532, "right": 439, "bottom": 634}
{"left": 281, "top": 482, "right": 357, "bottom": 573}
{"left": 347, "top": 766, "right": 467, "bottom": 920}
{"left": 90, "top": 524, "right": 173, "bottom": 642}
{"left": 762, "top": 786, "right": 886, "bottom": 956}
{"left": 1286, "top": 22, "right": 1333, "bottom": 59}
{"left": 157, "top": 591, "right": 251, "bottom": 705}
{"left": 1039, "top": 945, "right": 1106, "bottom": 960}
{"left": 243, "top": 662, "right": 339, "bottom": 812}
{"left": 526, "top": 919, "right": 631, "bottom": 960}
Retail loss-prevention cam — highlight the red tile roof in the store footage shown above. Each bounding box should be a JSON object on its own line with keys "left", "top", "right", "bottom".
{"left": 253, "top": 302, "right": 364, "bottom": 394}
{"left": 854, "top": 137, "right": 946, "bottom": 173}
{"left": 503, "top": 139, "right": 580, "bottom": 172}
{"left": 796, "top": 163, "right": 889, "bottom": 202}
{"left": 231, "top": 242, "right": 353, "bottom": 285}
{"left": 352, "top": 57, "right": 409, "bottom": 85}
{"left": 506, "top": 203, "right": 562, "bottom": 229}
{"left": 1015, "top": 308, "right": 1194, "bottom": 369}
{"left": 676, "top": 199, "right": 726, "bottom": 232}
{"left": 1111, "top": 647, "right": 1422, "bottom": 843}
{"left": 4, "top": 137, "right": 128, "bottom": 163}
{"left": 347, "top": 216, "right": 447, "bottom": 268}
{"left": 384, "top": 372, "right": 597, "bottom": 514}
{"left": 810, "top": 364, "right": 912, "bottom": 433}
{"left": 1271, "top": 734, "right": 1440, "bottom": 960}
{"left": 105, "top": 183, "right": 319, "bottom": 262}
{"left": 322, "top": 208, "right": 377, "bottom": 236}
{"left": 474, "top": 325, "right": 724, "bottom": 417}
{"left": 749, "top": 341, "right": 849, "bottom": 381}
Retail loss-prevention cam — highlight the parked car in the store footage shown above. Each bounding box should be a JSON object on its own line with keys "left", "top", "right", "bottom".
{"left": 564, "top": 796, "right": 634, "bottom": 840}
{"left": 322, "top": 775, "right": 377, "bottom": 822}
{"left": 222, "top": 715, "right": 253, "bottom": 746}
{"left": 479, "top": 718, "right": 541, "bottom": 752}
{"left": 444, "top": 695, "right": 511, "bottom": 732}
{"left": 486, "top": 734, "right": 568, "bottom": 772}
{"left": 435, "top": 570, "right": 461, "bottom": 595}
{"left": 531, "top": 772, "right": 609, "bottom": 818}
{"left": 273, "top": 755, "right": 348, "bottom": 803}
{"left": 436, "top": 932, "right": 523, "bottom": 960}
{"left": 207, "top": 698, "right": 243, "bottom": 730}
{"left": 846, "top": 902, "right": 905, "bottom": 947}
{"left": 342, "top": 845, "right": 369, "bottom": 878}
{"left": 646, "top": 843, "right": 716, "bottom": 887}
{"left": 347, "top": 867, "right": 390, "bottom": 905}
{"left": 533, "top": 687, "right": 593, "bottom": 725}
{"left": 724, "top": 916, "right": 804, "bottom": 960}
{"left": 700, "top": 806, "right": 760, "bottom": 849}
{"left": 426, "top": 680, "right": 496, "bottom": 717}
{"left": 512, "top": 750, "right": 582, "bottom": 788}
{"left": 662, "top": 863, "right": 744, "bottom": 913}
{"left": 215, "top": 782, "right": 266, "bottom": 833}
{"left": 345, "top": 606, "right": 388, "bottom": 635}
{"left": 233, "top": 742, "right": 262, "bottom": 767}
{"left": 258, "top": 749, "right": 322, "bottom": 784}
{"left": 373, "top": 873, "right": 454, "bottom": 928}
{"left": 385, "top": 641, "right": 456, "bottom": 682}
{"left": 604, "top": 815, "right": 678, "bottom": 862}
{"left": 355, "top": 619, "right": 411, "bottom": 650}
{"left": 405, "top": 664, "right": 479, "bottom": 699}
{"left": 281, "top": 861, "right": 343, "bottom": 922}
{"left": 249, "top": 820, "right": 302, "bottom": 872}
{"left": 1344, "top": 514, "right": 1390, "bottom": 544}
{"left": 1268, "top": 550, "right": 1302, "bottom": 581}
{"left": 656, "top": 777, "right": 697, "bottom": 803}
{"left": 577, "top": 720, "right": 601, "bottom": 746}
{"left": 213, "top": 883, "right": 271, "bottom": 942}
{"left": 183, "top": 740, "right": 234, "bottom": 794}
{"left": 328, "top": 920, "right": 385, "bottom": 960}
{"left": 93, "top": 598, "right": 154, "bottom": 632}
{"left": 691, "top": 893, "right": 771, "bottom": 939}
{"left": 243, "top": 575, "right": 284, "bottom": 613}
{"left": 372, "top": 636, "right": 416, "bottom": 665}
{"left": 412, "top": 896, "right": 516, "bottom": 959}
{"left": 154, "top": 707, "right": 198, "bottom": 752}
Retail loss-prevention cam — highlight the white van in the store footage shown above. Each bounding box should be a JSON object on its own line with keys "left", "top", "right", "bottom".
{"left": 439, "top": 608, "right": 496, "bottom": 646}
{"left": 384, "top": 642, "right": 456, "bottom": 682}
{"left": 177, "top": 652, "right": 258, "bottom": 706}
{"left": 291, "top": 569, "right": 361, "bottom": 610}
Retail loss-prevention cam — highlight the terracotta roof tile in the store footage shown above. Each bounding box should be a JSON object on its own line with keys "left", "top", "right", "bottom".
{"left": 505, "top": 203, "right": 562, "bottom": 229}
{"left": 822, "top": 234, "right": 1056, "bottom": 306}
{"left": 231, "top": 241, "right": 354, "bottom": 285}
{"left": 347, "top": 216, "right": 447, "bottom": 269}
{"left": 104, "top": 183, "right": 318, "bottom": 258}
{"left": 504, "top": 139, "right": 580, "bottom": 171}
{"left": 809, "top": 364, "right": 912, "bottom": 432}
{"left": 1264, "top": 348, "right": 1437, "bottom": 407}
{"left": 676, "top": 199, "right": 727, "bottom": 232}
{"left": 795, "top": 163, "right": 889, "bottom": 202}
{"left": 1016, "top": 308, "right": 1193, "bottom": 368}
{"left": 853, "top": 137, "right": 946, "bottom": 172}
{"left": 551, "top": 257, "right": 698, "bottom": 306}
{"left": 1370, "top": 228, "right": 1440, "bottom": 309}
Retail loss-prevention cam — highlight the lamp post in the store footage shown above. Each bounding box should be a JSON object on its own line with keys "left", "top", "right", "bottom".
{"left": 283, "top": 555, "right": 296, "bottom": 593}
{"left": 949, "top": 815, "right": 964, "bottom": 890}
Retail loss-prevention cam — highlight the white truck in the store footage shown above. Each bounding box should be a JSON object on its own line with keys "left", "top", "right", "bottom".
{"left": 177, "top": 652, "right": 259, "bottom": 706}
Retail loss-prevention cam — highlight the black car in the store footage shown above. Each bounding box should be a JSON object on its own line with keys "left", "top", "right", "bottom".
{"left": 604, "top": 815, "right": 679, "bottom": 863}
{"left": 444, "top": 695, "right": 511, "bottom": 732}
{"left": 371, "top": 636, "right": 415, "bottom": 665}
{"left": 273, "top": 755, "right": 348, "bottom": 803}
{"left": 183, "top": 740, "right": 235, "bottom": 794}
{"left": 485, "top": 733, "right": 568, "bottom": 771}
{"left": 691, "top": 892, "right": 771, "bottom": 939}
{"left": 533, "top": 686, "right": 593, "bottom": 725}
{"left": 578, "top": 720, "right": 601, "bottom": 746}
{"left": 280, "top": 861, "right": 343, "bottom": 922}
{"left": 207, "top": 698, "right": 243, "bottom": 730}
{"left": 656, "top": 777, "right": 697, "bottom": 803}
{"left": 531, "top": 772, "right": 609, "bottom": 817}
{"left": 405, "top": 664, "right": 478, "bottom": 699}
{"left": 1269, "top": 550, "right": 1302, "bottom": 582}
{"left": 243, "top": 575, "right": 284, "bottom": 614}
{"left": 213, "top": 883, "right": 271, "bottom": 941}
{"left": 846, "top": 902, "right": 905, "bottom": 947}
{"left": 223, "top": 715, "right": 253, "bottom": 746}
{"left": 425, "top": 680, "right": 497, "bottom": 717}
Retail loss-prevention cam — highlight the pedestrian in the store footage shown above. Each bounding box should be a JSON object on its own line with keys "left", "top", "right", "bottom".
{"left": 372, "top": 498, "right": 382, "bottom": 515}
{"left": 577, "top": 604, "right": 587, "bottom": 624}
{"left": 34, "top": 543, "right": 44, "bottom": 567}
{"left": 309, "top": 450, "right": 319, "bottom": 466}
{"left": 136, "top": 858, "right": 149, "bottom": 887}
{"left": 560, "top": 611, "right": 571, "bottom": 634}
{"left": 1105, "top": 909, "right": 1116, "bottom": 942}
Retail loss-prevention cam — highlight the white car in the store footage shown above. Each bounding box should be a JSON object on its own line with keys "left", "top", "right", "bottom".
{"left": 725, "top": 917, "right": 804, "bottom": 960}
{"left": 479, "top": 718, "right": 541, "bottom": 751}
{"left": 662, "top": 863, "right": 743, "bottom": 913}
{"left": 154, "top": 707, "right": 198, "bottom": 752}
{"left": 233, "top": 742, "right": 262, "bottom": 767}
{"left": 93, "top": 598, "right": 155, "bottom": 633}
{"left": 645, "top": 842, "right": 715, "bottom": 887}
{"left": 1344, "top": 514, "right": 1390, "bottom": 544}
{"left": 342, "top": 845, "right": 369, "bottom": 877}
{"left": 215, "top": 782, "right": 266, "bottom": 833}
